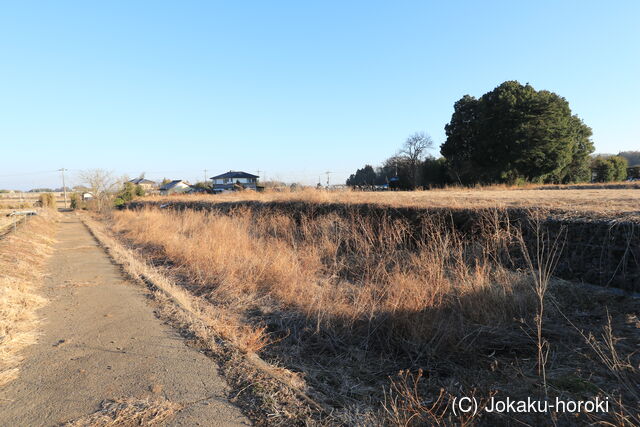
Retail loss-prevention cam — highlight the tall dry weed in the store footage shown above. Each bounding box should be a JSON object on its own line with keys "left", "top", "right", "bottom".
{"left": 112, "top": 207, "right": 535, "bottom": 355}
{"left": 106, "top": 205, "right": 640, "bottom": 425}
{"left": 0, "top": 211, "right": 57, "bottom": 386}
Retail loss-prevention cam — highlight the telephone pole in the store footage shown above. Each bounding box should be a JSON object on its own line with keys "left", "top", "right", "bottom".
{"left": 58, "top": 168, "right": 68, "bottom": 209}
{"left": 325, "top": 171, "right": 332, "bottom": 187}
{"left": 204, "top": 169, "right": 208, "bottom": 183}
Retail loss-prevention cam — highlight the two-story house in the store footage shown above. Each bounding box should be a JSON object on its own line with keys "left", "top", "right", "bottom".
{"left": 210, "top": 171, "right": 259, "bottom": 192}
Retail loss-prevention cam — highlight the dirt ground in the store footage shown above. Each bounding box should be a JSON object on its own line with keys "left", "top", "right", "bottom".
{"left": 0, "top": 215, "right": 250, "bottom": 426}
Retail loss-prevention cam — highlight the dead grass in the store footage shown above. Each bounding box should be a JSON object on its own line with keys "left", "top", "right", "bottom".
{"left": 0, "top": 210, "right": 21, "bottom": 232}
{"left": 97, "top": 205, "right": 640, "bottom": 425}
{"left": 142, "top": 185, "right": 640, "bottom": 216}
{"left": 0, "top": 210, "right": 58, "bottom": 387}
{"left": 81, "top": 214, "right": 323, "bottom": 424}
{"left": 111, "top": 207, "right": 534, "bottom": 356}
{"left": 64, "top": 397, "right": 180, "bottom": 426}
{"left": 0, "top": 192, "right": 65, "bottom": 210}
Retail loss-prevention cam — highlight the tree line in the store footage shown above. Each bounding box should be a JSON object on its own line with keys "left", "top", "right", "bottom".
{"left": 347, "top": 81, "right": 637, "bottom": 189}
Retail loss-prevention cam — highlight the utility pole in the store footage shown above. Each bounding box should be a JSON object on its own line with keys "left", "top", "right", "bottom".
{"left": 204, "top": 169, "right": 208, "bottom": 183}
{"left": 58, "top": 168, "right": 68, "bottom": 209}
{"left": 256, "top": 169, "right": 262, "bottom": 183}
{"left": 325, "top": 171, "right": 332, "bottom": 188}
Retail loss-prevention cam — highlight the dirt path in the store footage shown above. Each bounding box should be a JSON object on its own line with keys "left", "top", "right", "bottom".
{"left": 0, "top": 215, "right": 250, "bottom": 426}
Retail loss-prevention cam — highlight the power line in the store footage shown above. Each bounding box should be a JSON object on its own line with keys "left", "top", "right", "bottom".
{"left": 0, "top": 170, "right": 60, "bottom": 178}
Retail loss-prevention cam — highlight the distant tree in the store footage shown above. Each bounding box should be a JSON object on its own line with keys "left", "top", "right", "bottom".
{"left": 134, "top": 185, "right": 145, "bottom": 197}
{"left": 381, "top": 156, "right": 412, "bottom": 189}
{"left": 420, "top": 157, "right": 449, "bottom": 188}
{"left": 78, "top": 169, "right": 119, "bottom": 211}
{"left": 121, "top": 182, "right": 136, "bottom": 202}
{"left": 618, "top": 151, "right": 640, "bottom": 167}
{"left": 609, "top": 156, "right": 628, "bottom": 181}
{"left": 592, "top": 155, "right": 628, "bottom": 182}
{"left": 398, "top": 132, "right": 433, "bottom": 188}
{"left": 441, "top": 81, "right": 594, "bottom": 185}
{"left": 161, "top": 178, "right": 171, "bottom": 186}
{"left": 592, "top": 157, "right": 614, "bottom": 182}
{"left": 346, "top": 165, "right": 377, "bottom": 186}
{"left": 114, "top": 182, "right": 146, "bottom": 206}
{"left": 191, "top": 181, "right": 212, "bottom": 192}
{"left": 373, "top": 166, "right": 390, "bottom": 185}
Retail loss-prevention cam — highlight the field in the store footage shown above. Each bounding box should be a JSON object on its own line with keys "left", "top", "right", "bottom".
{"left": 0, "top": 192, "right": 67, "bottom": 210}
{"left": 99, "top": 187, "right": 640, "bottom": 425}
{"left": 142, "top": 185, "right": 640, "bottom": 218}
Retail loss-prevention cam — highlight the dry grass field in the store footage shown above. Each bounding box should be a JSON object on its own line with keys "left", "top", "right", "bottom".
{"left": 0, "top": 211, "right": 16, "bottom": 232}
{"left": 0, "top": 192, "right": 66, "bottom": 211}
{"left": 103, "top": 196, "right": 640, "bottom": 425}
{"left": 142, "top": 185, "right": 640, "bottom": 218}
{"left": 0, "top": 193, "right": 64, "bottom": 233}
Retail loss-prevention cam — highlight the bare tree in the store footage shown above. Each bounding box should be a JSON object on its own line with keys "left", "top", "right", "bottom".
{"left": 398, "top": 132, "right": 433, "bottom": 188}
{"left": 77, "top": 169, "right": 119, "bottom": 211}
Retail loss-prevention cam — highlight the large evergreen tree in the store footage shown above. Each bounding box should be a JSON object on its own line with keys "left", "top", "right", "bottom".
{"left": 346, "top": 165, "right": 377, "bottom": 186}
{"left": 441, "top": 81, "right": 594, "bottom": 185}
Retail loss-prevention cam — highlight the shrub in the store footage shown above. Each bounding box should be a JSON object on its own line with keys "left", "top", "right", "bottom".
{"left": 69, "top": 193, "right": 86, "bottom": 210}
{"left": 38, "top": 193, "right": 56, "bottom": 209}
{"left": 113, "top": 182, "right": 144, "bottom": 207}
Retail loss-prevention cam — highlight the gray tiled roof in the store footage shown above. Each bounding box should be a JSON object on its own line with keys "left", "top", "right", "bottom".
{"left": 210, "top": 171, "right": 258, "bottom": 180}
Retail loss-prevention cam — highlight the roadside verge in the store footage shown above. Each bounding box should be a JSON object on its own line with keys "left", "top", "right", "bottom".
{"left": 0, "top": 210, "right": 57, "bottom": 387}
{"left": 80, "top": 213, "right": 326, "bottom": 425}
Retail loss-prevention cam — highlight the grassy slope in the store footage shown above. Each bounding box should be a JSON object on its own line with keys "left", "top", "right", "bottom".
{"left": 0, "top": 210, "right": 57, "bottom": 386}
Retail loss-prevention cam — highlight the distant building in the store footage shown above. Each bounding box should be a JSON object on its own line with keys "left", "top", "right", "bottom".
{"left": 128, "top": 178, "right": 157, "bottom": 191}
{"left": 159, "top": 180, "right": 192, "bottom": 195}
{"left": 210, "top": 171, "right": 259, "bottom": 192}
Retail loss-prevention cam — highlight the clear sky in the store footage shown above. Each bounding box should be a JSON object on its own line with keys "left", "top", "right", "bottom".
{"left": 1, "top": 1, "right": 638, "bottom": 190}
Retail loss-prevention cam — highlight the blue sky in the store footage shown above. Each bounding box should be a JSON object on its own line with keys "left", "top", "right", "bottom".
{"left": 1, "top": 1, "right": 638, "bottom": 190}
